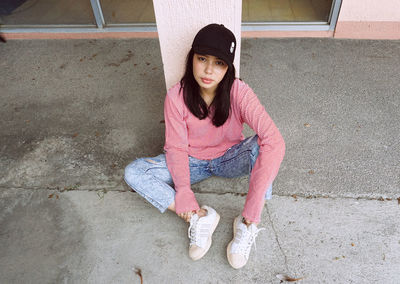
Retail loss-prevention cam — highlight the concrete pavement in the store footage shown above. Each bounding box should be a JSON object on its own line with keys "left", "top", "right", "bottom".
{"left": 1, "top": 188, "right": 399, "bottom": 283}
{"left": 0, "top": 37, "right": 399, "bottom": 283}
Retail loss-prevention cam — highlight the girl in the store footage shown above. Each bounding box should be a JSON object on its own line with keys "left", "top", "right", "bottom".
{"left": 124, "top": 24, "right": 285, "bottom": 269}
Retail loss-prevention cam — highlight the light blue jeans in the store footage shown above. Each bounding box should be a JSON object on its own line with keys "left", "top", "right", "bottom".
{"left": 124, "top": 135, "right": 272, "bottom": 213}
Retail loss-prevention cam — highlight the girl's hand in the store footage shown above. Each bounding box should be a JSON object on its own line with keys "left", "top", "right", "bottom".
{"left": 178, "top": 211, "right": 194, "bottom": 223}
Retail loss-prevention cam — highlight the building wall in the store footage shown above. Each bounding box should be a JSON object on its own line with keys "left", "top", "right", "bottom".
{"left": 335, "top": 0, "right": 400, "bottom": 39}
{"left": 3, "top": 0, "right": 399, "bottom": 41}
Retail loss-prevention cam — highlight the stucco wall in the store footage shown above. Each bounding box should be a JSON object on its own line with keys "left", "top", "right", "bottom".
{"left": 153, "top": 0, "right": 242, "bottom": 90}
{"left": 335, "top": 0, "right": 400, "bottom": 39}
{"left": 338, "top": 0, "right": 400, "bottom": 21}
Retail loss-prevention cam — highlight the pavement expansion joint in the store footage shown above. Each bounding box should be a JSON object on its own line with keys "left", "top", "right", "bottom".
{"left": 193, "top": 191, "right": 400, "bottom": 203}
{"left": 0, "top": 186, "right": 399, "bottom": 205}
{"left": 0, "top": 185, "right": 130, "bottom": 193}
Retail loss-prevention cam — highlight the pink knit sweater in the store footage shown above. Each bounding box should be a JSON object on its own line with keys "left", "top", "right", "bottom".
{"left": 164, "top": 79, "right": 285, "bottom": 223}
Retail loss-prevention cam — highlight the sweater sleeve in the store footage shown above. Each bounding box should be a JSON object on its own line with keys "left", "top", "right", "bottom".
{"left": 163, "top": 92, "right": 200, "bottom": 214}
{"left": 239, "top": 85, "right": 285, "bottom": 223}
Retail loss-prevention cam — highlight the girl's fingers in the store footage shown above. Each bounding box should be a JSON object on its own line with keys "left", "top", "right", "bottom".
{"left": 178, "top": 212, "right": 193, "bottom": 222}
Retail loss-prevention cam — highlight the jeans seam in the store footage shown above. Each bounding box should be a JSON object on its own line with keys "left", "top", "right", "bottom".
{"left": 218, "top": 149, "right": 252, "bottom": 165}
{"left": 144, "top": 166, "right": 167, "bottom": 174}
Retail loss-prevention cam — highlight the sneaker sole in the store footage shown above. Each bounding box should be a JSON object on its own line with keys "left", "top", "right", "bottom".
{"left": 191, "top": 212, "right": 220, "bottom": 261}
{"left": 226, "top": 216, "right": 244, "bottom": 269}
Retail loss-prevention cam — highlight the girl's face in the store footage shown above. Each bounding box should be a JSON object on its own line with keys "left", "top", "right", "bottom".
{"left": 192, "top": 53, "right": 229, "bottom": 94}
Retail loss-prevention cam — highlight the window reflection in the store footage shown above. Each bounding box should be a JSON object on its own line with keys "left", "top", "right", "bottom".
{"left": 0, "top": 0, "right": 95, "bottom": 25}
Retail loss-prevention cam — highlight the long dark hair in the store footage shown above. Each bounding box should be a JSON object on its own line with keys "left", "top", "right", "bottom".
{"left": 180, "top": 48, "right": 236, "bottom": 127}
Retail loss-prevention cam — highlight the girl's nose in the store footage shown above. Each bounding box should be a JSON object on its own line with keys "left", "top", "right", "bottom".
{"left": 205, "top": 62, "right": 212, "bottom": 74}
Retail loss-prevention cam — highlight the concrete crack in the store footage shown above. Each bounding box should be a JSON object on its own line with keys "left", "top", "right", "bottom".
{"left": 265, "top": 202, "right": 289, "bottom": 272}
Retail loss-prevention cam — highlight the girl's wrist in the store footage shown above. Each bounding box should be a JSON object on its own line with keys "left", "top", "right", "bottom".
{"left": 242, "top": 217, "right": 258, "bottom": 226}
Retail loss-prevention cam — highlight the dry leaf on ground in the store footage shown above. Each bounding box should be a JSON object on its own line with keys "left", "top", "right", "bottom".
{"left": 133, "top": 267, "right": 143, "bottom": 284}
{"left": 276, "top": 274, "right": 303, "bottom": 282}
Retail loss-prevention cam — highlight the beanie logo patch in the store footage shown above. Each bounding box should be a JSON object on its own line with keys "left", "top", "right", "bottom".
{"left": 230, "top": 42, "right": 235, "bottom": 53}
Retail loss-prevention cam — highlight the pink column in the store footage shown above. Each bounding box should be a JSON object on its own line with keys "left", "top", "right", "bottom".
{"left": 152, "top": 0, "right": 242, "bottom": 90}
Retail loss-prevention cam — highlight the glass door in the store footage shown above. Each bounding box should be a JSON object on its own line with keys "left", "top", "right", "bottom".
{"left": 100, "top": 0, "right": 155, "bottom": 24}
{"left": 242, "top": 0, "right": 334, "bottom": 22}
{"left": 0, "top": 0, "right": 96, "bottom": 26}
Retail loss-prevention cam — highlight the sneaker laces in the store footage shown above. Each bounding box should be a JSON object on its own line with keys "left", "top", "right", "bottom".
{"left": 232, "top": 223, "right": 266, "bottom": 259}
{"left": 188, "top": 214, "right": 201, "bottom": 247}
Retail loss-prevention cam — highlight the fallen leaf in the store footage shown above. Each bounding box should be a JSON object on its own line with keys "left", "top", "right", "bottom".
{"left": 133, "top": 267, "right": 143, "bottom": 284}
{"left": 304, "top": 123, "right": 310, "bottom": 127}
{"left": 351, "top": 243, "right": 355, "bottom": 246}
{"left": 48, "top": 194, "right": 54, "bottom": 198}
{"left": 291, "top": 194, "right": 297, "bottom": 199}
{"left": 95, "top": 131, "right": 101, "bottom": 137}
{"left": 276, "top": 274, "right": 303, "bottom": 282}
{"left": 72, "top": 133, "right": 78, "bottom": 138}
{"left": 397, "top": 197, "right": 400, "bottom": 205}
{"left": 308, "top": 170, "right": 315, "bottom": 174}
{"left": 378, "top": 197, "right": 384, "bottom": 201}
{"left": 146, "top": 62, "right": 150, "bottom": 65}
{"left": 56, "top": 195, "right": 59, "bottom": 199}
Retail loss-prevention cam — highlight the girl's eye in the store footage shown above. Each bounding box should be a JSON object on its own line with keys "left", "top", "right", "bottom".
{"left": 198, "top": 56, "right": 206, "bottom": 62}
{"left": 216, "top": 61, "right": 225, "bottom": 66}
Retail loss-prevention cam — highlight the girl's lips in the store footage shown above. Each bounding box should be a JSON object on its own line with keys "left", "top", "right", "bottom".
{"left": 201, "top": 78, "right": 213, "bottom": 84}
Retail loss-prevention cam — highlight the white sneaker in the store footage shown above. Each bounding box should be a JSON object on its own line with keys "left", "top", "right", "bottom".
{"left": 188, "top": 205, "right": 220, "bottom": 260}
{"left": 227, "top": 215, "right": 266, "bottom": 269}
